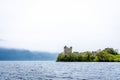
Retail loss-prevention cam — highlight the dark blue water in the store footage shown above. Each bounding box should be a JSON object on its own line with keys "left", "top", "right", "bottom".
{"left": 0, "top": 61, "right": 120, "bottom": 80}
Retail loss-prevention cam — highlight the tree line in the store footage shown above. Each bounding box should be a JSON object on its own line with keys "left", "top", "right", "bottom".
{"left": 57, "top": 48, "right": 120, "bottom": 62}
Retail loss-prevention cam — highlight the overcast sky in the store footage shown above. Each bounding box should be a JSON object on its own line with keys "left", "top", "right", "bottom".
{"left": 0, "top": 0, "right": 120, "bottom": 52}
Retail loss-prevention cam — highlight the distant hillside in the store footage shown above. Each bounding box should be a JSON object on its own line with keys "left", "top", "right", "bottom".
{"left": 0, "top": 48, "right": 58, "bottom": 61}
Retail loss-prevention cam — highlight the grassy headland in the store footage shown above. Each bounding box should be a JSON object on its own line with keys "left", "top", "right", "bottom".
{"left": 57, "top": 48, "right": 120, "bottom": 62}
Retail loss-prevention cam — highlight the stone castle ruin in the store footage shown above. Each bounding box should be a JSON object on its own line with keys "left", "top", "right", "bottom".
{"left": 64, "top": 46, "right": 72, "bottom": 54}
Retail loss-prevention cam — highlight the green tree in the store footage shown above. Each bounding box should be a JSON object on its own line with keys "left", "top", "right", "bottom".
{"left": 96, "top": 51, "right": 114, "bottom": 62}
{"left": 103, "top": 48, "right": 118, "bottom": 55}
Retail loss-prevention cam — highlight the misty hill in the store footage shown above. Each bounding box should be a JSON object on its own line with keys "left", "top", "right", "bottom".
{"left": 0, "top": 48, "right": 58, "bottom": 61}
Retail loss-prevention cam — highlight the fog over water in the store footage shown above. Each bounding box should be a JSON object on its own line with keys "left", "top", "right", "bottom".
{"left": 0, "top": 0, "right": 120, "bottom": 52}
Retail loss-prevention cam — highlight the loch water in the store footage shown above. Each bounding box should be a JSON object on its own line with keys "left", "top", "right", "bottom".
{"left": 0, "top": 61, "right": 120, "bottom": 80}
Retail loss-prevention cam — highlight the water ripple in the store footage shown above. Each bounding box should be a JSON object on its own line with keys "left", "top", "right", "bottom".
{"left": 0, "top": 61, "right": 120, "bottom": 80}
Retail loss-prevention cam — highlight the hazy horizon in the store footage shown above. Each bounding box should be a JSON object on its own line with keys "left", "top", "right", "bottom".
{"left": 0, "top": 0, "right": 120, "bottom": 53}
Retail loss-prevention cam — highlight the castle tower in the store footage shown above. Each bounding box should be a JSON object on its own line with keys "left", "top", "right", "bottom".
{"left": 64, "top": 46, "right": 72, "bottom": 54}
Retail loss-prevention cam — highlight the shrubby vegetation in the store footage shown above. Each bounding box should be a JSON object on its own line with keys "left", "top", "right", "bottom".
{"left": 57, "top": 48, "right": 120, "bottom": 62}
